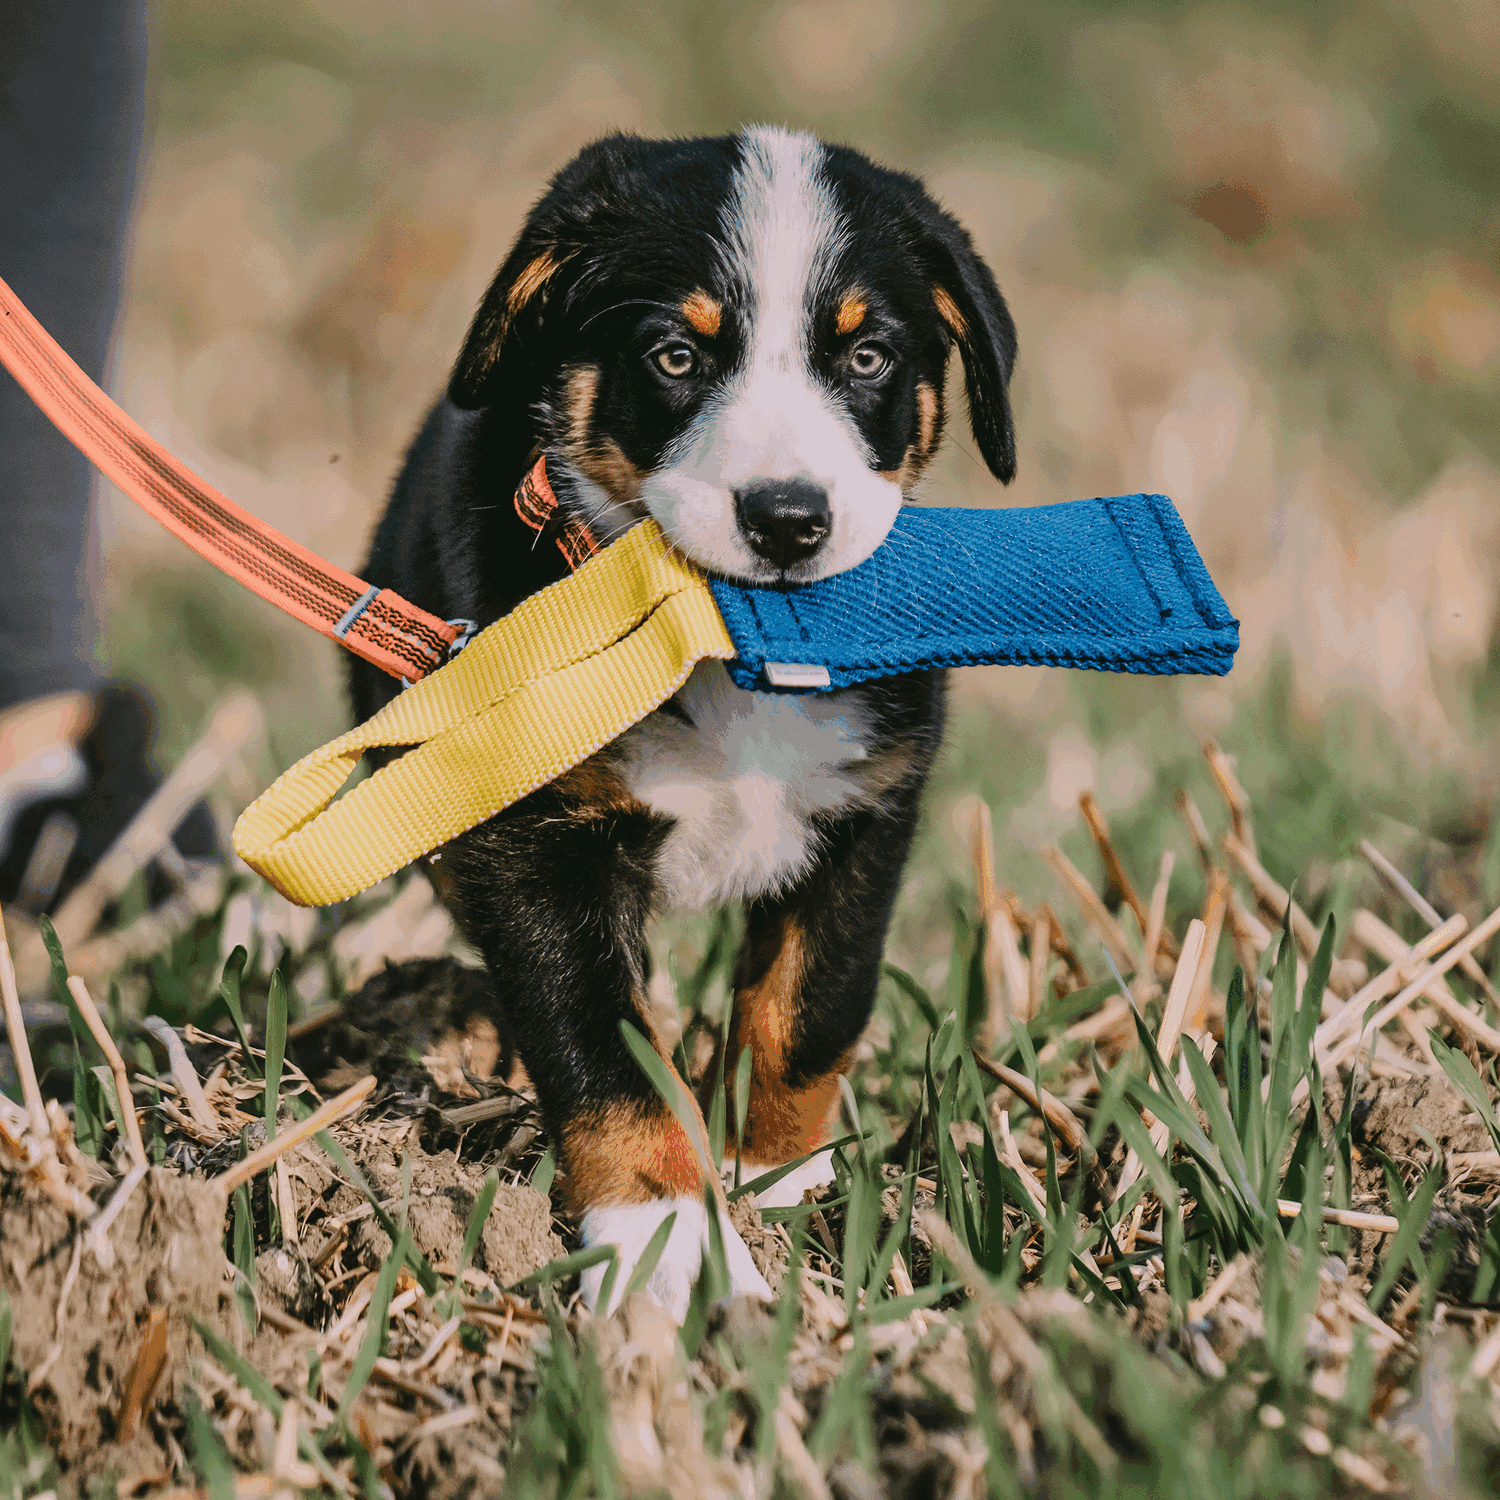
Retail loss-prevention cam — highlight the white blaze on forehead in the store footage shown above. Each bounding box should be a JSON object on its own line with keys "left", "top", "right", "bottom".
{"left": 638, "top": 125, "right": 904, "bottom": 583}
{"left": 723, "top": 125, "right": 845, "bottom": 374}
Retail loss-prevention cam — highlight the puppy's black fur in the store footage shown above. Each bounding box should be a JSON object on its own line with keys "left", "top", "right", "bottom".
{"left": 349, "top": 128, "right": 1017, "bottom": 1275}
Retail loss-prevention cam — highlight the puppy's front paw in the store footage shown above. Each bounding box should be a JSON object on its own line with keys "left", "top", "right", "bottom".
{"left": 579, "top": 1197, "right": 773, "bottom": 1320}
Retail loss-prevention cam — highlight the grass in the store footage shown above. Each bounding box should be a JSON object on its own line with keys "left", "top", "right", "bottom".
{"left": 6, "top": 732, "right": 1500, "bottom": 1496}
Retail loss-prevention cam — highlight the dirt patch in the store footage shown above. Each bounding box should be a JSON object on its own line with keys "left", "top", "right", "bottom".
{"left": 0, "top": 1166, "right": 238, "bottom": 1495}
{"left": 727, "top": 1194, "right": 789, "bottom": 1290}
{"left": 337, "top": 1138, "right": 563, "bottom": 1285}
{"left": 1352, "top": 1075, "right": 1492, "bottom": 1165}
{"left": 295, "top": 957, "right": 508, "bottom": 1097}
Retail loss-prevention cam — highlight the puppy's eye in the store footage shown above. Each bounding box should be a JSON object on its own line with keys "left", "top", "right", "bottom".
{"left": 849, "top": 344, "right": 891, "bottom": 380}
{"left": 653, "top": 345, "right": 699, "bottom": 379}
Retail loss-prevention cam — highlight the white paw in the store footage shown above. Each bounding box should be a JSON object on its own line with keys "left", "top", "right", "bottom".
{"left": 578, "top": 1197, "right": 773, "bottom": 1320}
{"left": 728, "top": 1149, "right": 836, "bottom": 1209}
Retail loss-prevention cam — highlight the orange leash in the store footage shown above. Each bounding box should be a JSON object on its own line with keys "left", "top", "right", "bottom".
{"left": 0, "top": 272, "right": 462, "bottom": 682}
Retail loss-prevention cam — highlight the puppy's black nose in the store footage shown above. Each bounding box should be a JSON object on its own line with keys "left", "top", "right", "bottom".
{"left": 734, "top": 479, "right": 830, "bottom": 570}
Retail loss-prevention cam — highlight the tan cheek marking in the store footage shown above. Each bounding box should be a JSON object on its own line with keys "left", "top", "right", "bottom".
{"left": 576, "top": 438, "right": 645, "bottom": 506}
{"left": 878, "top": 379, "right": 943, "bottom": 491}
{"left": 682, "top": 289, "right": 722, "bottom": 337}
{"left": 933, "top": 284, "right": 967, "bottom": 339}
{"left": 562, "top": 365, "right": 646, "bottom": 506}
{"left": 915, "top": 379, "right": 939, "bottom": 456}
{"left": 836, "top": 291, "right": 868, "bottom": 336}
{"left": 506, "top": 250, "right": 562, "bottom": 328}
{"left": 878, "top": 447, "right": 917, "bottom": 488}
{"left": 561, "top": 1099, "right": 709, "bottom": 1210}
{"left": 563, "top": 365, "right": 600, "bottom": 454}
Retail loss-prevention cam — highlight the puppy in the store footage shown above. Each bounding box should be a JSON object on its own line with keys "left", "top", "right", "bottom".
{"left": 350, "top": 126, "right": 1017, "bottom": 1317}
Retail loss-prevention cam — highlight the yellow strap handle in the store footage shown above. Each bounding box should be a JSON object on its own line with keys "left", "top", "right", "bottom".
{"left": 232, "top": 521, "right": 735, "bottom": 907}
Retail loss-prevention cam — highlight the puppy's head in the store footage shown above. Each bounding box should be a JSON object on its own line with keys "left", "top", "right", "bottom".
{"left": 450, "top": 126, "right": 1017, "bottom": 585}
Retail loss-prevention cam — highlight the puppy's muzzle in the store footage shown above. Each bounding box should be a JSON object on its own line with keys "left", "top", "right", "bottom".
{"left": 734, "top": 478, "right": 830, "bottom": 571}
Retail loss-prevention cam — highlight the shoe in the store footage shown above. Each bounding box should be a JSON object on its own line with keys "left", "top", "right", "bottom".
{"left": 0, "top": 682, "right": 218, "bottom": 916}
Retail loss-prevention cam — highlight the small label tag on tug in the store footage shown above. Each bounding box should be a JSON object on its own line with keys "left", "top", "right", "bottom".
{"left": 712, "top": 493, "right": 1238, "bottom": 691}
{"left": 764, "top": 662, "right": 834, "bottom": 689}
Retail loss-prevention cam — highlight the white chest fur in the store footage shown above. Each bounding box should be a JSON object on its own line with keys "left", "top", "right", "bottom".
{"left": 618, "top": 660, "right": 874, "bottom": 910}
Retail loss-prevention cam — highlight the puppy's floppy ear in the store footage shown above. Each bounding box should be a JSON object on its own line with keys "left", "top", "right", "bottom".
{"left": 448, "top": 134, "right": 652, "bottom": 411}
{"left": 447, "top": 230, "right": 568, "bottom": 411}
{"left": 914, "top": 204, "right": 1018, "bottom": 484}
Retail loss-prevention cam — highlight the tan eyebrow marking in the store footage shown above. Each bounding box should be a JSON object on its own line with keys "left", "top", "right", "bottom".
{"left": 933, "top": 284, "right": 967, "bottom": 338}
{"left": 682, "top": 289, "right": 722, "bottom": 337}
{"left": 835, "top": 290, "right": 868, "bottom": 335}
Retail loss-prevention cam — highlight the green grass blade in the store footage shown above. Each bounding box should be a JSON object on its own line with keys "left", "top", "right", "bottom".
{"left": 40, "top": 916, "right": 103, "bottom": 1159}
{"left": 1472, "top": 1214, "right": 1500, "bottom": 1303}
{"left": 1430, "top": 1036, "right": 1500, "bottom": 1156}
{"left": 866, "top": 1281, "right": 963, "bottom": 1323}
{"left": 1279, "top": 1103, "right": 1322, "bottom": 1207}
{"left": 619, "top": 1018, "right": 710, "bottom": 1178}
{"left": 1180, "top": 1037, "right": 1261, "bottom": 1214}
{"left": 438, "top": 1166, "right": 498, "bottom": 1318}
{"left": 262, "top": 969, "right": 287, "bottom": 1133}
{"left": 531, "top": 1147, "right": 556, "bottom": 1198}
{"left": 216, "top": 946, "right": 255, "bottom": 1077}
{"left": 1264, "top": 918, "right": 1300, "bottom": 1159}
{"left": 458, "top": 1168, "right": 497, "bottom": 1283}
{"left": 340, "top": 1223, "right": 411, "bottom": 1420}
{"left": 91, "top": 1064, "right": 130, "bottom": 1155}
{"left": 184, "top": 1392, "right": 237, "bottom": 1500}
{"left": 592, "top": 1249, "right": 624, "bottom": 1320}
{"left": 732, "top": 1044, "right": 752, "bottom": 1190}
{"left": 1122, "top": 1071, "right": 1246, "bottom": 1219}
{"left": 1368, "top": 1164, "right": 1441, "bottom": 1313}
{"left": 1372, "top": 1146, "right": 1411, "bottom": 1214}
{"left": 508, "top": 1244, "right": 617, "bottom": 1293}
{"left": 882, "top": 962, "right": 941, "bottom": 1031}
{"left": 702, "top": 1182, "right": 731, "bottom": 1303}
{"left": 956, "top": 1046, "right": 1045, "bottom": 1223}
{"left": 232, "top": 1127, "right": 257, "bottom": 1331}
{"left": 707, "top": 1004, "right": 730, "bottom": 1168}
{"left": 727, "top": 1132, "right": 863, "bottom": 1203}
{"left": 979, "top": 1126, "right": 1010, "bottom": 1275}
{"left": 192, "top": 1317, "right": 283, "bottom": 1416}
{"left": 1296, "top": 915, "right": 1337, "bottom": 1081}
{"left": 1224, "top": 965, "right": 1247, "bottom": 1143}
{"left": 1108, "top": 1097, "right": 1180, "bottom": 1213}
{"left": 623, "top": 1211, "right": 679, "bottom": 1300}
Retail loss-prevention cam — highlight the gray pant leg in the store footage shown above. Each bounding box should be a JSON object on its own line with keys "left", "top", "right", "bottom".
{"left": 0, "top": 0, "right": 148, "bottom": 711}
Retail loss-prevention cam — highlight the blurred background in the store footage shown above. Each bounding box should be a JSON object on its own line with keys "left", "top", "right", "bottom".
{"left": 94, "top": 0, "right": 1500, "bottom": 970}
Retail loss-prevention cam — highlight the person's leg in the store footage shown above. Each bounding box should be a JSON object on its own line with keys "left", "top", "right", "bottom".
{"left": 0, "top": 3, "right": 202, "bottom": 913}
{"left": 0, "top": 0, "right": 149, "bottom": 729}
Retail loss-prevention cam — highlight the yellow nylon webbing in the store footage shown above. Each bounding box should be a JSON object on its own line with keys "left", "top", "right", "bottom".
{"left": 232, "top": 520, "right": 736, "bottom": 906}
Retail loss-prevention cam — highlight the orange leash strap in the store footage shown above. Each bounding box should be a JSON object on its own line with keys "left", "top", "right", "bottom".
{"left": 0, "top": 272, "right": 459, "bottom": 682}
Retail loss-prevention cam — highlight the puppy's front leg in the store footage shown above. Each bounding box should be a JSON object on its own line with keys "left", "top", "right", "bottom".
{"left": 448, "top": 767, "right": 770, "bottom": 1319}
{"left": 727, "top": 790, "right": 926, "bottom": 1208}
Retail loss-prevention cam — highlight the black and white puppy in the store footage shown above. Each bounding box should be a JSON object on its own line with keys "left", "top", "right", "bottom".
{"left": 350, "top": 126, "right": 1017, "bottom": 1317}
